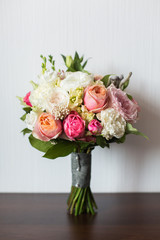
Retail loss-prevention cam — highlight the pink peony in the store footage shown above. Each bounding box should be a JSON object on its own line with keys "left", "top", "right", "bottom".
{"left": 63, "top": 112, "right": 85, "bottom": 140}
{"left": 88, "top": 119, "right": 102, "bottom": 135}
{"left": 108, "top": 84, "right": 140, "bottom": 123}
{"left": 33, "top": 113, "right": 62, "bottom": 141}
{"left": 23, "top": 91, "right": 32, "bottom": 107}
{"left": 84, "top": 85, "right": 108, "bottom": 113}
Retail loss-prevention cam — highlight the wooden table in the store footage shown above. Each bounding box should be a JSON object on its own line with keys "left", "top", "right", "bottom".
{"left": 0, "top": 193, "right": 160, "bottom": 240}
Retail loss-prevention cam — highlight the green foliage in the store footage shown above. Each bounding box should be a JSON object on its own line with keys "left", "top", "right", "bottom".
{"left": 120, "top": 72, "right": 132, "bottom": 90}
{"left": 20, "top": 107, "right": 32, "bottom": 121}
{"left": 23, "top": 107, "right": 32, "bottom": 113}
{"left": 40, "top": 54, "right": 47, "bottom": 74}
{"left": 115, "top": 134, "right": 126, "bottom": 144}
{"left": 43, "top": 140, "right": 77, "bottom": 159}
{"left": 61, "top": 51, "right": 89, "bottom": 72}
{"left": 48, "top": 55, "right": 55, "bottom": 71}
{"left": 101, "top": 75, "right": 111, "bottom": 87}
{"left": 96, "top": 136, "right": 110, "bottom": 148}
{"left": 126, "top": 123, "right": 149, "bottom": 139}
{"left": 29, "top": 134, "right": 53, "bottom": 152}
{"left": 21, "top": 128, "right": 32, "bottom": 135}
{"left": 20, "top": 113, "right": 27, "bottom": 121}
{"left": 127, "top": 94, "right": 133, "bottom": 100}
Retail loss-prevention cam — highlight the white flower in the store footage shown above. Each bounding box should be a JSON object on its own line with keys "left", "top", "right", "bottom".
{"left": 25, "top": 111, "right": 39, "bottom": 130}
{"left": 30, "top": 81, "right": 55, "bottom": 110}
{"left": 97, "top": 108, "right": 126, "bottom": 140}
{"left": 30, "top": 82, "right": 70, "bottom": 119}
{"left": 44, "top": 87, "right": 70, "bottom": 119}
{"left": 60, "top": 71, "right": 94, "bottom": 91}
{"left": 38, "top": 70, "right": 58, "bottom": 84}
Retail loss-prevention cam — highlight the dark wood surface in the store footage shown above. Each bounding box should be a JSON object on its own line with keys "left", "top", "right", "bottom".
{"left": 0, "top": 193, "right": 160, "bottom": 240}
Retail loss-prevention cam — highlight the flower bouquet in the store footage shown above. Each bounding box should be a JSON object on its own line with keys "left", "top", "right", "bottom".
{"left": 18, "top": 52, "right": 147, "bottom": 216}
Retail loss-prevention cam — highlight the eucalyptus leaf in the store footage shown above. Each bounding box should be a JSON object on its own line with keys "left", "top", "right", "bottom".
{"left": 29, "top": 134, "right": 53, "bottom": 153}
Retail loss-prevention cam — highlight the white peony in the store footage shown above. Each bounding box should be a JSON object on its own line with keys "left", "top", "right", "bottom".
{"left": 60, "top": 71, "right": 94, "bottom": 91}
{"left": 25, "top": 111, "right": 39, "bottom": 130}
{"left": 97, "top": 108, "right": 126, "bottom": 140}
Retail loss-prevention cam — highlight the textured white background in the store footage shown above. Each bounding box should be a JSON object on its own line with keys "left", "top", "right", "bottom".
{"left": 0, "top": 0, "right": 160, "bottom": 193}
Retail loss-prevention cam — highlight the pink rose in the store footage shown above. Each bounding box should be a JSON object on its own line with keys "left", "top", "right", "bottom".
{"left": 63, "top": 112, "right": 85, "bottom": 140}
{"left": 84, "top": 85, "right": 108, "bottom": 113}
{"left": 88, "top": 119, "right": 102, "bottom": 135}
{"left": 23, "top": 91, "right": 32, "bottom": 107}
{"left": 108, "top": 84, "right": 140, "bottom": 123}
{"left": 33, "top": 113, "right": 62, "bottom": 141}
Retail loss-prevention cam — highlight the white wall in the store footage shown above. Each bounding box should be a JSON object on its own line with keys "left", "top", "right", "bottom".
{"left": 0, "top": 0, "right": 160, "bottom": 193}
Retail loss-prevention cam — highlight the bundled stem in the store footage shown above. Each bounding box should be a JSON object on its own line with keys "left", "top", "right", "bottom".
{"left": 67, "top": 186, "right": 97, "bottom": 216}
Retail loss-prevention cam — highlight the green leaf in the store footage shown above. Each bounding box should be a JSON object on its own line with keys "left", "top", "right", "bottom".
{"left": 62, "top": 52, "right": 89, "bottom": 72}
{"left": 74, "top": 51, "right": 80, "bottom": 61}
{"left": 101, "top": 75, "right": 111, "bottom": 87}
{"left": 20, "top": 113, "right": 27, "bottom": 121}
{"left": 121, "top": 79, "right": 130, "bottom": 90}
{"left": 21, "top": 128, "right": 32, "bottom": 135}
{"left": 23, "top": 107, "right": 32, "bottom": 113}
{"left": 61, "top": 54, "right": 66, "bottom": 63}
{"left": 126, "top": 123, "right": 149, "bottom": 140}
{"left": 96, "top": 136, "right": 110, "bottom": 148}
{"left": 115, "top": 134, "right": 126, "bottom": 144}
{"left": 120, "top": 72, "right": 132, "bottom": 90}
{"left": 43, "top": 140, "right": 77, "bottom": 159}
{"left": 127, "top": 94, "right": 133, "bottom": 100}
{"left": 82, "top": 60, "right": 88, "bottom": 69}
{"left": 29, "top": 134, "right": 53, "bottom": 152}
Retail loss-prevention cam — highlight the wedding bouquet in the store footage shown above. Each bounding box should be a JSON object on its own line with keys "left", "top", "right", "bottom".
{"left": 18, "top": 52, "right": 147, "bottom": 216}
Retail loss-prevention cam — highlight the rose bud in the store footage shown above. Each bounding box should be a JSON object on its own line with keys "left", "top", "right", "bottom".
{"left": 88, "top": 119, "right": 102, "bottom": 135}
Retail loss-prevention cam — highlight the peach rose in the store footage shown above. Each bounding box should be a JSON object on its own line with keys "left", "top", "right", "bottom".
{"left": 84, "top": 85, "right": 108, "bottom": 113}
{"left": 33, "top": 113, "right": 62, "bottom": 141}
